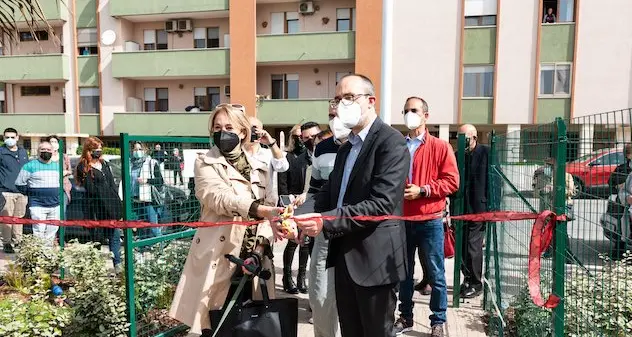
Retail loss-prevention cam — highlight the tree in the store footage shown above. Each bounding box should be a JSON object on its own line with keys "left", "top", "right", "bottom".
{"left": 0, "top": 0, "right": 55, "bottom": 44}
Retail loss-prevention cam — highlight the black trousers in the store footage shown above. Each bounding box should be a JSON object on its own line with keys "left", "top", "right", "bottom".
{"left": 461, "top": 221, "right": 485, "bottom": 287}
{"left": 335, "top": 256, "right": 398, "bottom": 337}
{"left": 174, "top": 168, "right": 184, "bottom": 184}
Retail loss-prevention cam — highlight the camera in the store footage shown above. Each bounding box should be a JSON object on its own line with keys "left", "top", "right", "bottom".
{"left": 251, "top": 126, "right": 260, "bottom": 142}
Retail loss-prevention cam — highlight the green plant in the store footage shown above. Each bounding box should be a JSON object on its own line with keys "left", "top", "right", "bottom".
{"left": 76, "top": 145, "right": 120, "bottom": 155}
{"left": 15, "top": 235, "right": 61, "bottom": 278}
{"left": 2, "top": 264, "right": 33, "bottom": 295}
{"left": 0, "top": 298, "right": 72, "bottom": 337}
{"left": 511, "top": 285, "right": 552, "bottom": 337}
{"left": 62, "top": 241, "right": 129, "bottom": 337}
{"left": 565, "top": 253, "right": 632, "bottom": 337}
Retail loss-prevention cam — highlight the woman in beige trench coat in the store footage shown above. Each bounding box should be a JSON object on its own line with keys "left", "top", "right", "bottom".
{"left": 169, "top": 104, "right": 283, "bottom": 335}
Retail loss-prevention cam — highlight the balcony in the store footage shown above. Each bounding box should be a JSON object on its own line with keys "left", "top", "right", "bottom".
{"left": 541, "top": 23, "right": 575, "bottom": 63}
{"left": 110, "top": 0, "right": 228, "bottom": 17}
{"left": 463, "top": 27, "right": 496, "bottom": 64}
{"left": 112, "top": 49, "right": 229, "bottom": 79}
{"left": 257, "top": 99, "right": 330, "bottom": 125}
{"left": 80, "top": 115, "right": 100, "bottom": 135}
{"left": 0, "top": 113, "right": 66, "bottom": 134}
{"left": 257, "top": 32, "right": 355, "bottom": 64}
{"left": 78, "top": 56, "right": 99, "bottom": 86}
{"left": 0, "top": 54, "right": 69, "bottom": 82}
{"left": 537, "top": 98, "right": 571, "bottom": 123}
{"left": 113, "top": 113, "right": 210, "bottom": 136}
{"left": 12, "top": 0, "right": 67, "bottom": 23}
{"left": 461, "top": 99, "right": 493, "bottom": 124}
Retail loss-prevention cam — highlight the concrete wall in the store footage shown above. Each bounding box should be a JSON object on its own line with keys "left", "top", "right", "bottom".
{"left": 257, "top": 64, "right": 354, "bottom": 99}
{"left": 8, "top": 27, "right": 64, "bottom": 55}
{"left": 130, "top": 18, "right": 230, "bottom": 49}
{"left": 11, "top": 83, "right": 65, "bottom": 113}
{"left": 129, "top": 78, "right": 230, "bottom": 111}
{"left": 256, "top": 0, "right": 355, "bottom": 35}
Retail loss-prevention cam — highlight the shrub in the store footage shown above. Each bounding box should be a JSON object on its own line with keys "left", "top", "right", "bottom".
{"left": 14, "top": 235, "right": 61, "bottom": 278}
{"left": 0, "top": 298, "right": 72, "bottom": 337}
{"left": 76, "top": 145, "right": 120, "bottom": 156}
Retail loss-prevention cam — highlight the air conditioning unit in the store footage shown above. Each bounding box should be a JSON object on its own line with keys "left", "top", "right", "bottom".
{"left": 165, "top": 20, "right": 177, "bottom": 32}
{"left": 224, "top": 85, "right": 230, "bottom": 97}
{"left": 177, "top": 19, "right": 193, "bottom": 32}
{"left": 298, "top": 1, "right": 314, "bottom": 14}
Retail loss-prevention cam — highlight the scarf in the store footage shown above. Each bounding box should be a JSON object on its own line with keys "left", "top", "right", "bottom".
{"left": 224, "top": 146, "right": 251, "bottom": 181}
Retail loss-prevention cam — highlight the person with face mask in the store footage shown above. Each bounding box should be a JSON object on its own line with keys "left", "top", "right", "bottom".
{"left": 170, "top": 104, "right": 284, "bottom": 336}
{"left": 293, "top": 74, "right": 411, "bottom": 337}
{"left": 75, "top": 136, "right": 123, "bottom": 272}
{"left": 278, "top": 121, "right": 321, "bottom": 294}
{"left": 15, "top": 142, "right": 61, "bottom": 247}
{"left": 0, "top": 127, "right": 29, "bottom": 254}
{"left": 130, "top": 141, "right": 165, "bottom": 239}
{"left": 46, "top": 135, "right": 72, "bottom": 213}
{"left": 392, "top": 97, "right": 459, "bottom": 337}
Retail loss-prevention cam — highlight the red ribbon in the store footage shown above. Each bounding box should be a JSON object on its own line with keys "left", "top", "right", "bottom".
{"left": 0, "top": 210, "right": 565, "bottom": 308}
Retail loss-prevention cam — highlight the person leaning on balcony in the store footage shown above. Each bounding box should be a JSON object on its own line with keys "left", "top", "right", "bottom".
{"left": 169, "top": 104, "right": 284, "bottom": 336}
{"left": 543, "top": 8, "right": 556, "bottom": 23}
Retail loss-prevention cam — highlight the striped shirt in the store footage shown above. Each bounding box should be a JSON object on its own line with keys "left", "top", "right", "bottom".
{"left": 15, "top": 159, "right": 60, "bottom": 207}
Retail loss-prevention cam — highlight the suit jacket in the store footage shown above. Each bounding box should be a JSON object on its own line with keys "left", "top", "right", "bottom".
{"left": 313, "top": 117, "right": 410, "bottom": 287}
{"left": 464, "top": 144, "right": 490, "bottom": 214}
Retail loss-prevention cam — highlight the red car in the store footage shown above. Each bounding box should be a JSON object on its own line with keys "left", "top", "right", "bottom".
{"left": 567, "top": 148, "right": 625, "bottom": 196}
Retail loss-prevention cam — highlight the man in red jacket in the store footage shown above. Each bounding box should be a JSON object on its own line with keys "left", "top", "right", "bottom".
{"left": 392, "top": 97, "right": 459, "bottom": 337}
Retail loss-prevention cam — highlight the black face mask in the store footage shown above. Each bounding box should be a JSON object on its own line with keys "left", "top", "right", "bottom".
{"left": 91, "top": 151, "right": 102, "bottom": 159}
{"left": 305, "top": 139, "right": 314, "bottom": 152}
{"left": 293, "top": 136, "right": 306, "bottom": 153}
{"left": 213, "top": 131, "right": 241, "bottom": 154}
{"left": 39, "top": 152, "right": 52, "bottom": 161}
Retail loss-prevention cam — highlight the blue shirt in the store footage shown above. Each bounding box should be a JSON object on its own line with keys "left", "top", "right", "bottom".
{"left": 336, "top": 118, "right": 376, "bottom": 208}
{"left": 406, "top": 131, "right": 426, "bottom": 181}
{"left": 15, "top": 159, "right": 60, "bottom": 207}
{"left": 0, "top": 146, "right": 29, "bottom": 193}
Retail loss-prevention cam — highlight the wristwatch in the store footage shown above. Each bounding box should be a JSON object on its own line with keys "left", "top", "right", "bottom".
{"left": 418, "top": 186, "right": 426, "bottom": 198}
{"left": 269, "top": 139, "right": 277, "bottom": 146}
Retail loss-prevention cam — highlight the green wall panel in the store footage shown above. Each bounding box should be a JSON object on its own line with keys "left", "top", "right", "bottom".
{"left": 257, "top": 32, "right": 355, "bottom": 63}
{"left": 461, "top": 99, "right": 493, "bottom": 124}
{"left": 78, "top": 56, "right": 99, "bottom": 86}
{"left": 540, "top": 24, "right": 575, "bottom": 62}
{"left": 12, "top": 0, "right": 67, "bottom": 22}
{"left": 537, "top": 98, "right": 571, "bottom": 123}
{"left": 463, "top": 27, "right": 496, "bottom": 64}
{"left": 0, "top": 54, "right": 69, "bottom": 82}
{"left": 76, "top": 0, "right": 97, "bottom": 28}
{"left": 0, "top": 114, "right": 66, "bottom": 134}
{"left": 112, "top": 49, "right": 229, "bottom": 78}
{"left": 80, "top": 115, "right": 100, "bottom": 135}
{"left": 114, "top": 113, "right": 210, "bottom": 136}
{"left": 110, "top": 0, "right": 228, "bottom": 16}
{"left": 258, "top": 100, "right": 330, "bottom": 125}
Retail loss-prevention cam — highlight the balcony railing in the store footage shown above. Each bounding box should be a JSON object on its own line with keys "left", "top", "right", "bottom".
{"left": 111, "top": 49, "right": 229, "bottom": 78}
{"left": 257, "top": 31, "right": 355, "bottom": 63}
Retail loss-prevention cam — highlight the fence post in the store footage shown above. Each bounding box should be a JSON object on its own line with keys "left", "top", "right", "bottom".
{"left": 452, "top": 133, "right": 467, "bottom": 307}
{"left": 483, "top": 131, "right": 495, "bottom": 311}
{"left": 552, "top": 118, "right": 568, "bottom": 337}
{"left": 121, "top": 133, "right": 137, "bottom": 337}
{"left": 58, "top": 139, "right": 66, "bottom": 279}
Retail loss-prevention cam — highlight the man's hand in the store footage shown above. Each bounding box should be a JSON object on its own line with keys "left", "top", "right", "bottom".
{"left": 256, "top": 205, "right": 284, "bottom": 220}
{"left": 293, "top": 193, "right": 307, "bottom": 207}
{"left": 404, "top": 184, "right": 422, "bottom": 200}
{"left": 293, "top": 213, "right": 323, "bottom": 237}
{"left": 242, "top": 257, "right": 257, "bottom": 275}
{"left": 258, "top": 130, "right": 276, "bottom": 146}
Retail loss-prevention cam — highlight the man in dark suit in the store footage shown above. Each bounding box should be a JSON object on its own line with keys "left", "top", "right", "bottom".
{"left": 293, "top": 74, "right": 410, "bottom": 337}
{"left": 458, "top": 124, "right": 489, "bottom": 298}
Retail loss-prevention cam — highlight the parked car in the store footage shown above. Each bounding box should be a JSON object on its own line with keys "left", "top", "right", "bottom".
{"left": 532, "top": 148, "right": 625, "bottom": 198}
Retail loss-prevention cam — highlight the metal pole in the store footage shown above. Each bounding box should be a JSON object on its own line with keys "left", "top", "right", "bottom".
{"left": 379, "top": 0, "right": 393, "bottom": 125}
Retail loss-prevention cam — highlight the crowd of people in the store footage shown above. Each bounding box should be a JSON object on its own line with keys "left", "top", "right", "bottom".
{"left": 167, "top": 73, "right": 492, "bottom": 337}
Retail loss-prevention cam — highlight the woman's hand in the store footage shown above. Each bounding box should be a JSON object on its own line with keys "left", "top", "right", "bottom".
{"left": 293, "top": 193, "right": 307, "bottom": 207}
{"left": 256, "top": 205, "right": 283, "bottom": 220}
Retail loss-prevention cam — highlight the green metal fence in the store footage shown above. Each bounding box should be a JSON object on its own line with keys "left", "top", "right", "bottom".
{"left": 479, "top": 110, "right": 632, "bottom": 337}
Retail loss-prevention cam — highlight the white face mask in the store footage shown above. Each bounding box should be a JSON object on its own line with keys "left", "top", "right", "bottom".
{"left": 329, "top": 117, "right": 351, "bottom": 141}
{"left": 4, "top": 138, "right": 17, "bottom": 147}
{"left": 337, "top": 101, "right": 362, "bottom": 129}
{"left": 51, "top": 141, "right": 59, "bottom": 151}
{"left": 404, "top": 112, "right": 423, "bottom": 130}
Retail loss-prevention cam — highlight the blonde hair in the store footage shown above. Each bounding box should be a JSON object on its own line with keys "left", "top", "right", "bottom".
{"left": 286, "top": 124, "right": 301, "bottom": 152}
{"left": 208, "top": 104, "right": 252, "bottom": 144}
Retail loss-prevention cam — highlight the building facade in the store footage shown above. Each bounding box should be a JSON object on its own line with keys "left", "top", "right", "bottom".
{"left": 0, "top": 0, "right": 631, "bottom": 160}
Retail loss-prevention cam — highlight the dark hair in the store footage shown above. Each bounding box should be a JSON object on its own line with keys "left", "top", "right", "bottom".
{"left": 3, "top": 128, "right": 17, "bottom": 135}
{"left": 45, "top": 135, "right": 60, "bottom": 143}
{"left": 405, "top": 96, "right": 429, "bottom": 113}
{"left": 301, "top": 121, "right": 320, "bottom": 131}
{"left": 338, "top": 73, "right": 376, "bottom": 95}
{"left": 317, "top": 129, "right": 332, "bottom": 139}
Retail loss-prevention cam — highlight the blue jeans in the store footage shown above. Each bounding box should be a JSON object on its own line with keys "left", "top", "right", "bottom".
{"left": 107, "top": 228, "right": 122, "bottom": 266}
{"left": 136, "top": 203, "right": 164, "bottom": 238}
{"left": 398, "top": 218, "right": 448, "bottom": 326}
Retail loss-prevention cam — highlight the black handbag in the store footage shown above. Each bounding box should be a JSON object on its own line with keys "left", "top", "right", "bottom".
{"left": 209, "top": 256, "right": 298, "bottom": 337}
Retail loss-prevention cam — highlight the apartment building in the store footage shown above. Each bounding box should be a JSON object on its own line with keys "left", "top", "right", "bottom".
{"left": 0, "top": 0, "right": 631, "bottom": 160}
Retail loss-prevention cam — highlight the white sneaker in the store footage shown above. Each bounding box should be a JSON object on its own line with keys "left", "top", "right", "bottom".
{"left": 308, "top": 317, "right": 313, "bottom": 324}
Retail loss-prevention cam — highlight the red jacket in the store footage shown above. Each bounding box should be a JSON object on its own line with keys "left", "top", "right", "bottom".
{"left": 404, "top": 132, "right": 460, "bottom": 218}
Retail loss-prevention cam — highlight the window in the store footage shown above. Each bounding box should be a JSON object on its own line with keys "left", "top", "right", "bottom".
{"left": 0, "top": 83, "right": 5, "bottom": 113}
{"left": 19, "top": 31, "right": 48, "bottom": 42}
{"left": 144, "top": 88, "right": 169, "bottom": 112}
{"left": 336, "top": 8, "right": 355, "bottom": 31}
{"left": 464, "top": 0, "right": 497, "bottom": 19}
{"left": 79, "top": 87, "right": 99, "bottom": 114}
{"left": 194, "top": 87, "right": 221, "bottom": 110}
{"left": 143, "top": 30, "right": 168, "bottom": 50}
{"left": 465, "top": 15, "right": 496, "bottom": 26}
{"left": 77, "top": 28, "right": 98, "bottom": 55}
{"left": 592, "top": 152, "right": 624, "bottom": 166}
{"left": 286, "top": 12, "right": 300, "bottom": 34}
{"left": 543, "top": 0, "right": 576, "bottom": 23}
{"left": 539, "top": 63, "right": 571, "bottom": 96}
{"left": 463, "top": 66, "right": 494, "bottom": 97}
{"left": 21, "top": 86, "right": 51, "bottom": 96}
{"left": 193, "top": 27, "right": 220, "bottom": 49}
{"left": 271, "top": 74, "right": 299, "bottom": 99}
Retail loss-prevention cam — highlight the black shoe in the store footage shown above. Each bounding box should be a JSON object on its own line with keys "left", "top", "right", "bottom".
{"left": 415, "top": 281, "right": 431, "bottom": 295}
{"left": 282, "top": 270, "right": 299, "bottom": 295}
{"left": 459, "top": 281, "right": 470, "bottom": 294}
{"left": 3, "top": 244, "right": 14, "bottom": 254}
{"left": 393, "top": 316, "right": 413, "bottom": 335}
{"left": 462, "top": 285, "right": 483, "bottom": 299}
{"left": 297, "top": 270, "right": 308, "bottom": 294}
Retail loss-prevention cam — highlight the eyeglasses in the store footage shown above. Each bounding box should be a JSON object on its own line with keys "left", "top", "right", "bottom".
{"left": 329, "top": 93, "right": 371, "bottom": 108}
{"left": 215, "top": 103, "right": 245, "bottom": 113}
{"left": 403, "top": 108, "right": 423, "bottom": 114}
